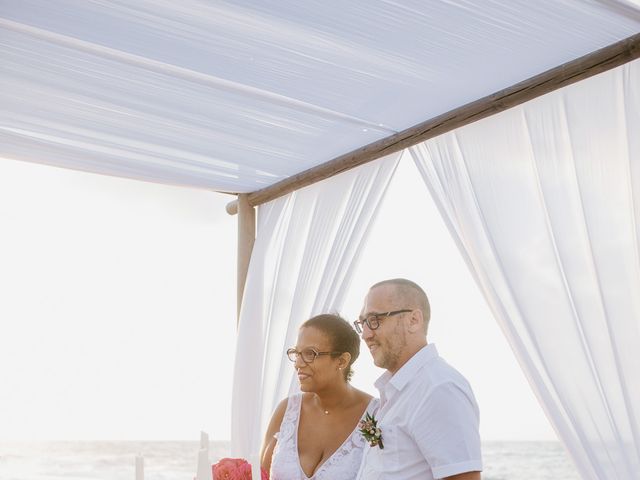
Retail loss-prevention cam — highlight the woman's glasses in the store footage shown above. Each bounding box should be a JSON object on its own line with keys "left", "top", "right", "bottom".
{"left": 286, "top": 347, "right": 340, "bottom": 363}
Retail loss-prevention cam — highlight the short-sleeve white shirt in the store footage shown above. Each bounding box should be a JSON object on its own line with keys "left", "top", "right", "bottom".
{"left": 357, "top": 344, "right": 482, "bottom": 480}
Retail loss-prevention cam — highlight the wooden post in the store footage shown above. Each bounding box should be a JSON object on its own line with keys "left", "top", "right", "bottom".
{"left": 237, "top": 193, "right": 256, "bottom": 323}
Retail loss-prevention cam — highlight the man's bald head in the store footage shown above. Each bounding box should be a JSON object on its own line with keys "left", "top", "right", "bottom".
{"left": 369, "top": 278, "right": 430, "bottom": 333}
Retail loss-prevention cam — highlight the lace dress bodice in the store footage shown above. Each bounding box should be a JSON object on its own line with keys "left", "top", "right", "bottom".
{"left": 270, "top": 393, "right": 378, "bottom": 480}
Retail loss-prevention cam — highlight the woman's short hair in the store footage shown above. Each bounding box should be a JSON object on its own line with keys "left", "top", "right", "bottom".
{"left": 301, "top": 313, "right": 360, "bottom": 382}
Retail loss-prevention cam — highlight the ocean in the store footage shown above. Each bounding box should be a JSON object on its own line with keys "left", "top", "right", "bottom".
{"left": 0, "top": 441, "right": 580, "bottom": 480}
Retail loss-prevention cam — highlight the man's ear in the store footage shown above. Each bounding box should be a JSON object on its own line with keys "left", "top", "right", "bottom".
{"left": 407, "top": 309, "right": 424, "bottom": 333}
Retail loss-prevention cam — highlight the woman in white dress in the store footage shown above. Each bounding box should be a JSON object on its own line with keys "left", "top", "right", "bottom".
{"left": 260, "top": 314, "right": 378, "bottom": 479}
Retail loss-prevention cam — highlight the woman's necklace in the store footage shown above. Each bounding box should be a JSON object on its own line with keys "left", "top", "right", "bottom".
{"left": 316, "top": 398, "right": 330, "bottom": 415}
{"left": 317, "top": 393, "right": 348, "bottom": 415}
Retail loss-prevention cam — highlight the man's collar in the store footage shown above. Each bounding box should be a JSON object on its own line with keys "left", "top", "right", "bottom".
{"left": 375, "top": 343, "right": 439, "bottom": 392}
{"left": 374, "top": 370, "right": 392, "bottom": 391}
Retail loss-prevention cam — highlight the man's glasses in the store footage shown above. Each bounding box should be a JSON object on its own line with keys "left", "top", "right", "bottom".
{"left": 353, "top": 309, "right": 413, "bottom": 333}
{"left": 286, "top": 347, "right": 341, "bottom": 364}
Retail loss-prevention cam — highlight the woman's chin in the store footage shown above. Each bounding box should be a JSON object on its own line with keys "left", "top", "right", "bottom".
{"left": 298, "top": 382, "right": 313, "bottom": 392}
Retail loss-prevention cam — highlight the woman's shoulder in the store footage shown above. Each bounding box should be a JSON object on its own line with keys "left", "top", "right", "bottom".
{"left": 357, "top": 388, "right": 374, "bottom": 401}
{"left": 352, "top": 389, "right": 380, "bottom": 417}
{"left": 352, "top": 388, "right": 375, "bottom": 405}
{"left": 268, "top": 394, "right": 302, "bottom": 428}
{"left": 265, "top": 398, "right": 288, "bottom": 432}
{"left": 276, "top": 393, "right": 305, "bottom": 416}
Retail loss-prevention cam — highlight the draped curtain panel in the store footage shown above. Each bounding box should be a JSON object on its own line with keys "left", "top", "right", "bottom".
{"left": 410, "top": 60, "right": 640, "bottom": 480}
{"left": 230, "top": 153, "right": 400, "bottom": 459}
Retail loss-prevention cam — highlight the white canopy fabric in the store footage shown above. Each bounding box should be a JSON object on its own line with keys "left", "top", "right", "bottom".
{"left": 1, "top": 1, "right": 639, "bottom": 193}
{"left": 411, "top": 59, "right": 640, "bottom": 479}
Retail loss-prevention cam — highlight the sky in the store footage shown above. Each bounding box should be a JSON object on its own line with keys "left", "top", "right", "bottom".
{"left": 0, "top": 154, "right": 559, "bottom": 442}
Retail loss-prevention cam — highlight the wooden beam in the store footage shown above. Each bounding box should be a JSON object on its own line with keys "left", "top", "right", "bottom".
{"left": 236, "top": 193, "right": 255, "bottom": 323}
{"left": 238, "top": 32, "right": 639, "bottom": 208}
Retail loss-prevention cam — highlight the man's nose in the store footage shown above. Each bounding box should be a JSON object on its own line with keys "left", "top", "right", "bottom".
{"left": 361, "top": 323, "right": 374, "bottom": 340}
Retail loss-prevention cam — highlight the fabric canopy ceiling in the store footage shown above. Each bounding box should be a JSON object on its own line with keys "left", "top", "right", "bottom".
{"left": 1, "top": 1, "right": 639, "bottom": 193}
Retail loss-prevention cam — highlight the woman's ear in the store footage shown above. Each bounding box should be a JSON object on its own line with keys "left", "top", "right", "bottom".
{"left": 338, "top": 352, "right": 352, "bottom": 370}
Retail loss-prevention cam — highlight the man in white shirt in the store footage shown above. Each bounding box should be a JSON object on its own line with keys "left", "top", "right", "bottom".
{"left": 355, "top": 278, "right": 482, "bottom": 480}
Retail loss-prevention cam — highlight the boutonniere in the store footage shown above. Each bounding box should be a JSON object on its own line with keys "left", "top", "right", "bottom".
{"left": 358, "top": 412, "right": 384, "bottom": 449}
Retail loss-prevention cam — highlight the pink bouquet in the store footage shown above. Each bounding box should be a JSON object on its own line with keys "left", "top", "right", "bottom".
{"left": 212, "top": 458, "right": 269, "bottom": 480}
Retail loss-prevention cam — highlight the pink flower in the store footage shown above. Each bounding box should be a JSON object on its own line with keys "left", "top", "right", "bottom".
{"left": 212, "top": 457, "right": 269, "bottom": 480}
{"left": 213, "top": 458, "right": 246, "bottom": 480}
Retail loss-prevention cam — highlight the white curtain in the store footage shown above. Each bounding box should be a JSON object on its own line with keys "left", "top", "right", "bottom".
{"left": 230, "top": 153, "right": 400, "bottom": 459}
{"left": 410, "top": 59, "right": 640, "bottom": 479}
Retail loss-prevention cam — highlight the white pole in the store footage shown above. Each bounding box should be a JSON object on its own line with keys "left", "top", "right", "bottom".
{"left": 200, "top": 431, "right": 209, "bottom": 452}
{"left": 135, "top": 455, "right": 144, "bottom": 480}
{"left": 251, "top": 453, "right": 261, "bottom": 480}
{"left": 196, "top": 448, "right": 210, "bottom": 480}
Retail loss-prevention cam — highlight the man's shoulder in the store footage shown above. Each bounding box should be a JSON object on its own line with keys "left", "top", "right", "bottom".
{"left": 407, "top": 360, "right": 479, "bottom": 421}
{"left": 413, "top": 355, "right": 472, "bottom": 392}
